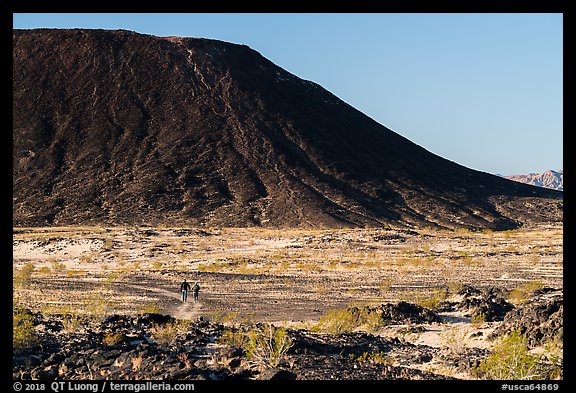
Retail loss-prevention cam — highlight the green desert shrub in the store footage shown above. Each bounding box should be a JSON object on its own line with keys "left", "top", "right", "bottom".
{"left": 440, "top": 328, "right": 469, "bottom": 356}
{"left": 542, "top": 334, "right": 563, "bottom": 379}
{"left": 405, "top": 288, "right": 448, "bottom": 311}
{"left": 50, "top": 258, "right": 67, "bottom": 273}
{"left": 14, "top": 262, "right": 35, "bottom": 287}
{"left": 150, "top": 261, "right": 163, "bottom": 270}
{"left": 471, "top": 312, "right": 487, "bottom": 328}
{"left": 359, "top": 309, "right": 386, "bottom": 333}
{"left": 417, "top": 288, "right": 448, "bottom": 310}
{"left": 243, "top": 323, "right": 293, "bottom": 370}
{"left": 102, "top": 271, "right": 122, "bottom": 290}
{"left": 218, "top": 328, "right": 248, "bottom": 348}
{"left": 351, "top": 351, "right": 391, "bottom": 365}
{"left": 102, "top": 332, "right": 125, "bottom": 347}
{"left": 507, "top": 280, "right": 545, "bottom": 304}
{"left": 60, "top": 307, "right": 85, "bottom": 333}
{"left": 314, "top": 306, "right": 386, "bottom": 334}
{"left": 207, "top": 307, "right": 245, "bottom": 326}
{"left": 313, "top": 308, "right": 360, "bottom": 334}
{"left": 13, "top": 309, "right": 40, "bottom": 351}
{"left": 151, "top": 320, "right": 191, "bottom": 348}
{"left": 447, "top": 281, "right": 465, "bottom": 295}
{"left": 138, "top": 303, "right": 161, "bottom": 315}
{"left": 476, "top": 330, "right": 544, "bottom": 380}
{"left": 83, "top": 296, "right": 113, "bottom": 321}
{"left": 36, "top": 266, "right": 52, "bottom": 275}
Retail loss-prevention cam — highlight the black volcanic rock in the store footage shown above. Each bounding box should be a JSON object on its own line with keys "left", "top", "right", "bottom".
{"left": 13, "top": 312, "right": 452, "bottom": 380}
{"left": 489, "top": 292, "right": 563, "bottom": 348}
{"left": 456, "top": 286, "right": 514, "bottom": 322}
{"left": 13, "top": 29, "right": 563, "bottom": 229}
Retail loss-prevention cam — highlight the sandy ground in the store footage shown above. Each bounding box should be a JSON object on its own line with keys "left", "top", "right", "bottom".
{"left": 13, "top": 224, "right": 562, "bottom": 379}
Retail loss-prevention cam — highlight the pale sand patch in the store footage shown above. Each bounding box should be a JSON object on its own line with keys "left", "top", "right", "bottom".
{"left": 13, "top": 239, "right": 102, "bottom": 262}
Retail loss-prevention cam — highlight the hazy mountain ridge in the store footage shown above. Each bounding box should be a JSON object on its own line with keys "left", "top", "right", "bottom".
{"left": 12, "top": 29, "right": 562, "bottom": 229}
{"left": 503, "top": 170, "right": 563, "bottom": 191}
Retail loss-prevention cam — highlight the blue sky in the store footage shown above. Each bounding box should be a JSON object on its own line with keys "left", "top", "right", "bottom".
{"left": 13, "top": 13, "right": 563, "bottom": 175}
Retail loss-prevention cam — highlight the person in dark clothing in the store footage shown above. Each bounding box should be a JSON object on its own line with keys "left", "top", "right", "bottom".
{"left": 192, "top": 282, "right": 200, "bottom": 303}
{"left": 180, "top": 279, "right": 191, "bottom": 302}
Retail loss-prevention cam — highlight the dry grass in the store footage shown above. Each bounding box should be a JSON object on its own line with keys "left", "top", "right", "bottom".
{"left": 12, "top": 224, "right": 562, "bottom": 321}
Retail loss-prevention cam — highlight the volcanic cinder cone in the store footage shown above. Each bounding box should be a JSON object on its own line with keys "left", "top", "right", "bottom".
{"left": 13, "top": 29, "right": 562, "bottom": 229}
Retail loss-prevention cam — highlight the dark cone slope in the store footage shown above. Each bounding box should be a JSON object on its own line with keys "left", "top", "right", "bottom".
{"left": 13, "top": 29, "right": 563, "bottom": 229}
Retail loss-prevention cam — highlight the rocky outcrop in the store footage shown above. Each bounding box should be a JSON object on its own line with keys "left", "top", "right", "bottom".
{"left": 456, "top": 286, "right": 514, "bottom": 322}
{"left": 13, "top": 310, "right": 451, "bottom": 381}
{"left": 489, "top": 290, "right": 563, "bottom": 347}
{"left": 359, "top": 302, "right": 442, "bottom": 325}
{"left": 13, "top": 288, "right": 563, "bottom": 380}
{"left": 14, "top": 313, "right": 236, "bottom": 380}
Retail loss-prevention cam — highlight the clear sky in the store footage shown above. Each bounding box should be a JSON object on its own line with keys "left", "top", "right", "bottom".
{"left": 13, "top": 13, "right": 563, "bottom": 176}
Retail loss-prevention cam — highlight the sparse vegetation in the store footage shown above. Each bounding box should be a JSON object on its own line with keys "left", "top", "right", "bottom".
{"left": 138, "top": 303, "right": 162, "bottom": 315}
{"left": 396, "top": 325, "right": 426, "bottom": 338}
{"left": 66, "top": 269, "right": 88, "bottom": 277}
{"left": 14, "top": 262, "right": 35, "bottom": 287}
{"left": 507, "top": 279, "right": 545, "bottom": 305}
{"left": 83, "top": 295, "right": 113, "bottom": 320}
{"left": 102, "top": 332, "right": 125, "bottom": 347}
{"left": 409, "top": 288, "right": 448, "bottom": 311}
{"left": 117, "top": 262, "right": 141, "bottom": 272}
{"left": 313, "top": 308, "right": 360, "bottom": 334}
{"left": 447, "top": 281, "right": 464, "bottom": 295}
{"left": 350, "top": 351, "right": 391, "bottom": 365}
{"left": 358, "top": 309, "right": 386, "bottom": 333}
{"left": 36, "top": 266, "right": 52, "bottom": 275}
{"left": 79, "top": 253, "right": 94, "bottom": 264}
{"left": 150, "top": 320, "right": 191, "bottom": 348}
{"left": 440, "top": 328, "right": 469, "bottom": 357}
{"left": 12, "top": 225, "right": 563, "bottom": 380}
{"left": 112, "top": 250, "right": 126, "bottom": 264}
{"left": 314, "top": 283, "right": 330, "bottom": 295}
{"left": 542, "top": 334, "right": 563, "bottom": 379}
{"left": 102, "top": 271, "right": 122, "bottom": 291}
{"left": 50, "top": 258, "right": 67, "bottom": 273}
{"left": 208, "top": 307, "right": 241, "bottom": 325}
{"left": 243, "top": 323, "right": 293, "bottom": 370}
{"left": 102, "top": 237, "right": 114, "bottom": 250}
{"left": 13, "top": 309, "right": 40, "bottom": 351}
{"left": 476, "top": 330, "right": 544, "bottom": 380}
{"left": 313, "top": 305, "right": 384, "bottom": 334}
{"left": 60, "top": 308, "right": 84, "bottom": 333}
{"left": 471, "top": 312, "right": 487, "bottom": 327}
{"left": 218, "top": 328, "right": 248, "bottom": 348}
{"left": 150, "top": 261, "right": 163, "bottom": 270}
{"left": 379, "top": 278, "right": 393, "bottom": 294}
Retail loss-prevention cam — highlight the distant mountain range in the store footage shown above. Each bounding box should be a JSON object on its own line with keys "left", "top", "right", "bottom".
{"left": 502, "top": 170, "right": 563, "bottom": 191}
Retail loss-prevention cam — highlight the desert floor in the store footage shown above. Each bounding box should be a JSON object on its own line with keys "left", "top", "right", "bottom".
{"left": 13, "top": 224, "right": 562, "bottom": 379}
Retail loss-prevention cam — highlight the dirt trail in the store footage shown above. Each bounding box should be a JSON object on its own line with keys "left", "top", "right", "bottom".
{"left": 125, "top": 283, "right": 202, "bottom": 320}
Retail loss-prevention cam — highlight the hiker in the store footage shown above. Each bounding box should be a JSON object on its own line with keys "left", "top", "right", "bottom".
{"left": 192, "top": 281, "right": 200, "bottom": 303}
{"left": 180, "top": 279, "right": 191, "bottom": 302}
